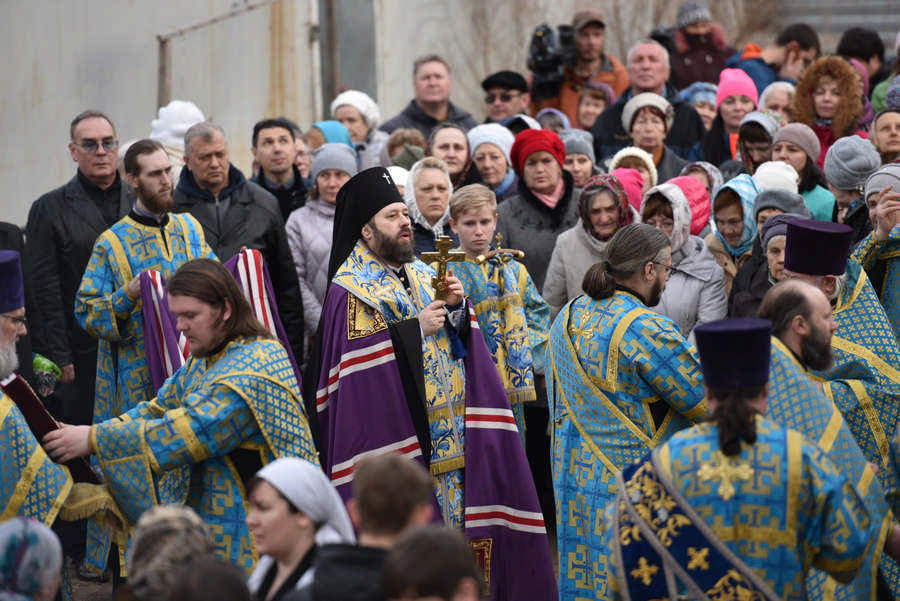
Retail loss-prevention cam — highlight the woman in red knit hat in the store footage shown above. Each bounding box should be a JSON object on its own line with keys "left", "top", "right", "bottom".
{"left": 495, "top": 129, "right": 582, "bottom": 291}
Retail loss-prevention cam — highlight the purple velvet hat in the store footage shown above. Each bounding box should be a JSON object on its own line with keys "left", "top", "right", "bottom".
{"left": 784, "top": 218, "right": 853, "bottom": 276}
{"left": 695, "top": 318, "right": 772, "bottom": 388}
{"left": 0, "top": 250, "right": 24, "bottom": 313}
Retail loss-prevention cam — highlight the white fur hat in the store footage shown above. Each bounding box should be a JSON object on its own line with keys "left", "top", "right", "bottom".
{"left": 330, "top": 90, "right": 381, "bottom": 130}
{"left": 753, "top": 161, "right": 799, "bottom": 194}
{"left": 149, "top": 100, "right": 205, "bottom": 149}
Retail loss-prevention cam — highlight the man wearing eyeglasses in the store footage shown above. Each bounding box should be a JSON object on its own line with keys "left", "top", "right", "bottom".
{"left": 481, "top": 71, "right": 531, "bottom": 124}
{"left": 24, "top": 110, "right": 133, "bottom": 429}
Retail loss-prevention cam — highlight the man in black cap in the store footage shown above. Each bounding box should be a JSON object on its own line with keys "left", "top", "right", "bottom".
{"left": 783, "top": 218, "right": 900, "bottom": 530}
{"left": 306, "top": 166, "right": 557, "bottom": 600}
{"left": 606, "top": 317, "right": 872, "bottom": 600}
{"left": 481, "top": 71, "right": 531, "bottom": 123}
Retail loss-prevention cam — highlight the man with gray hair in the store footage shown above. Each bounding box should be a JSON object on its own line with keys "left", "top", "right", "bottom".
{"left": 172, "top": 121, "right": 305, "bottom": 364}
{"left": 379, "top": 54, "right": 477, "bottom": 139}
{"left": 590, "top": 39, "right": 705, "bottom": 161}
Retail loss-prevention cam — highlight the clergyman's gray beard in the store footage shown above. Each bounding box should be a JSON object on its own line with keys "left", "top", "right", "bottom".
{"left": 0, "top": 342, "right": 20, "bottom": 380}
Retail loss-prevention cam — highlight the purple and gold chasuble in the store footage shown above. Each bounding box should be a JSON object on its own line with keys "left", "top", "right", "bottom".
{"left": 313, "top": 240, "right": 557, "bottom": 601}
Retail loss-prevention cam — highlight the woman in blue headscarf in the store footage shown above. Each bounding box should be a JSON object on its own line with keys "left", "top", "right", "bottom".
{"left": 0, "top": 518, "right": 62, "bottom": 601}
{"left": 703, "top": 173, "right": 761, "bottom": 295}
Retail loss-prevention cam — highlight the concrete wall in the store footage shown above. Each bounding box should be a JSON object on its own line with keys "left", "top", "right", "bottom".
{"left": 1, "top": 0, "right": 322, "bottom": 227}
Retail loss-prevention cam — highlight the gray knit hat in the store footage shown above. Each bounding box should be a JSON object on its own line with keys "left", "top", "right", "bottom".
{"left": 754, "top": 189, "right": 811, "bottom": 221}
{"left": 622, "top": 93, "right": 674, "bottom": 132}
{"left": 864, "top": 163, "right": 900, "bottom": 201}
{"left": 823, "top": 135, "right": 881, "bottom": 192}
{"left": 677, "top": 1, "right": 712, "bottom": 29}
{"left": 558, "top": 129, "right": 596, "bottom": 164}
{"left": 772, "top": 123, "right": 821, "bottom": 162}
{"left": 311, "top": 142, "right": 358, "bottom": 182}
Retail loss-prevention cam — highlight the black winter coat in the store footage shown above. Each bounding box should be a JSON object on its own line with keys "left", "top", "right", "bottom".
{"left": 173, "top": 165, "right": 305, "bottom": 363}
{"left": 251, "top": 164, "right": 308, "bottom": 222}
{"left": 379, "top": 100, "right": 478, "bottom": 139}
{"left": 285, "top": 544, "right": 387, "bottom": 601}
{"left": 24, "top": 173, "right": 134, "bottom": 423}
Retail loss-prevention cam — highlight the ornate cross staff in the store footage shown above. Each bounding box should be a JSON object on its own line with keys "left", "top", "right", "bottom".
{"left": 474, "top": 232, "right": 525, "bottom": 264}
{"left": 421, "top": 236, "right": 466, "bottom": 300}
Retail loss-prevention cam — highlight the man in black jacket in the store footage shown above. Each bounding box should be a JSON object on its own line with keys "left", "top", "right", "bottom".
{"left": 23, "top": 110, "right": 134, "bottom": 575}
{"left": 591, "top": 39, "right": 705, "bottom": 161}
{"left": 379, "top": 54, "right": 478, "bottom": 139}
{"left": 24, "top": 110, "right": 134, "bottom": 426}
{"left": 173, "top": 121, "right": 305, "bottom": 364}
{"left": 250, "top": 117, "right": 307, "bottom": 222}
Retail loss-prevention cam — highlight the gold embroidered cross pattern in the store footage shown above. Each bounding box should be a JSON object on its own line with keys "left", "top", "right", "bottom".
{"left": 421, "top": 236, "right": 466, "bottom": 300}
{"left": 631, "top": 556, "right": 659, "bottom": 585}
{"left": 698, "top": 451, "right": 753, "bottom": 501}
{"left": 687, "top": 547, "right": 710, "bottom": 571}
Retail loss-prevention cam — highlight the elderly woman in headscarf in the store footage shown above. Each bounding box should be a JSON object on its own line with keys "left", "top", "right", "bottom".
{"left": 729, "top": 212, "right": 806, "bottom": 317}
{"left": 0, "top": 517, "right": 62, "bottom": 601}
{"left": 543, "top": 173, "right": 636, "bottom": 318}
{"left": 404, "top": 156, "right": 457, "bottom": 255}
{"left": 120, "top": 504, "right": 214, "bottom": 601}
{"left": 680, "top": 160, "right": 724, "bottom": 205}
{"left": 331, "top": 90, "right": 389, "bottom": 169}
{"left": 246, "top": 457, "right": 355, "bottom": 601}
{"left": 703, "top": 174, "right": 762, "bottom": 295}
{"left": 641, "top": 177, "right": 726, "bottom": 340}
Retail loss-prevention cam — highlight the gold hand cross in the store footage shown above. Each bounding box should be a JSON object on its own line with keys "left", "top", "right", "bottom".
{"left": 421, "top": 235, "right": 466, "bottom": 300}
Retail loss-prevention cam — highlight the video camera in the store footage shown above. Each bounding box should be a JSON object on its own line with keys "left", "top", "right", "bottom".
{"left": 527, "top": 23, "right": 578, "bottom": 102}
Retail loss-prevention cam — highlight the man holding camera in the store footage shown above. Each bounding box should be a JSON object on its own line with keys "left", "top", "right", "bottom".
{"left": 530, "top": 9, "right": 629, "bottom": 125}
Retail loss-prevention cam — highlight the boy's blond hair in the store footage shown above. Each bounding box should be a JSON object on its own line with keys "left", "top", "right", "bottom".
{"left": 449, "top": 183, "right": 498, "bottom": 221}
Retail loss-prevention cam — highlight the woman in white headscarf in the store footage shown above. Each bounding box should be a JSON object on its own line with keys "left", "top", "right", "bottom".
{"left": 403, "top": 156, "right": 456, "bottom": 256}
{"left": 246, "top": 458, "right": 355, "bottom": 601}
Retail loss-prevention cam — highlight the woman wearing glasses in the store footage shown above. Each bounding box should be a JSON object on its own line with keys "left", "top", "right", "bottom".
{"left": 641, "top": 176, "right": 726, "bottom": 341}
{"left": 703, "top": 174, "right": 763, "bottom": 295}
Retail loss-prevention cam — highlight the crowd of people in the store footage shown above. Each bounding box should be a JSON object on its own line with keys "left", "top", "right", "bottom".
{"left": 4, "top": 2, "right": 900, "bottom": 600}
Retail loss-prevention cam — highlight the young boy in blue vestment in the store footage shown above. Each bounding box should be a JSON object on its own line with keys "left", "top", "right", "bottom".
{"left": 446, "top": 184, "right": 550, "bottom": 441}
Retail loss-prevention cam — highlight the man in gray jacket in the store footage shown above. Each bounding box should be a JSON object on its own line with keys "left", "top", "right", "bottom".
{"left": 173, "top": 122, "right": 304, "bottom": 363}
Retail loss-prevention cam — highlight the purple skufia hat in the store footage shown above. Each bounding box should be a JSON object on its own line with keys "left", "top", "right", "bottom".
{"left": 695, "top": 318, "right": 772, "bottom": 388}
{"left": 0, "top": 250, "right": 24, "bottom": 313}
{"left": 784, "top": 218, "right": 853, "bottom": 276}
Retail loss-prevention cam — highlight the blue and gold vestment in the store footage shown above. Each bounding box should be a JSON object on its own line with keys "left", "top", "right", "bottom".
{"left": 852, "top": 226, "right": 900, "bottom": 340}
{"left": 0, "top": 392, "right": 72, "bottom": 525}
{"left": 88, "top": 337, "right": 317, "bottom": 573}
{"left": 76, "top": 213, "right": 215, "bottom": 422}
{"left": 548, "top": 290, "right": 706, "bottom": 601}
{"left": 607, "top": 417, "right": 872, "bottom": 601}
{"left": 812, "top": 262, "right": 900, "bottom": 514}
{"left": 451, "top": 254, "right": 549, "bottom": 441}
{"left": 768, "top": 337, "right": 893, "bottom": 600}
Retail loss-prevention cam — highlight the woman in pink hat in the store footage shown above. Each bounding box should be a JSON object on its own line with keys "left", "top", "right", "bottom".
{"left": 696, "top": 68, "right": 759, "bottom": 167}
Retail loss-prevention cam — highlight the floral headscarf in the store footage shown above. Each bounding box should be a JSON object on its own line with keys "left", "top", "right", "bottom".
{"left": 579, "top": 174, "right": 634, "bottom": 241}
{"left": 0, "top": 518, "right": 62, "bottom": 601}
